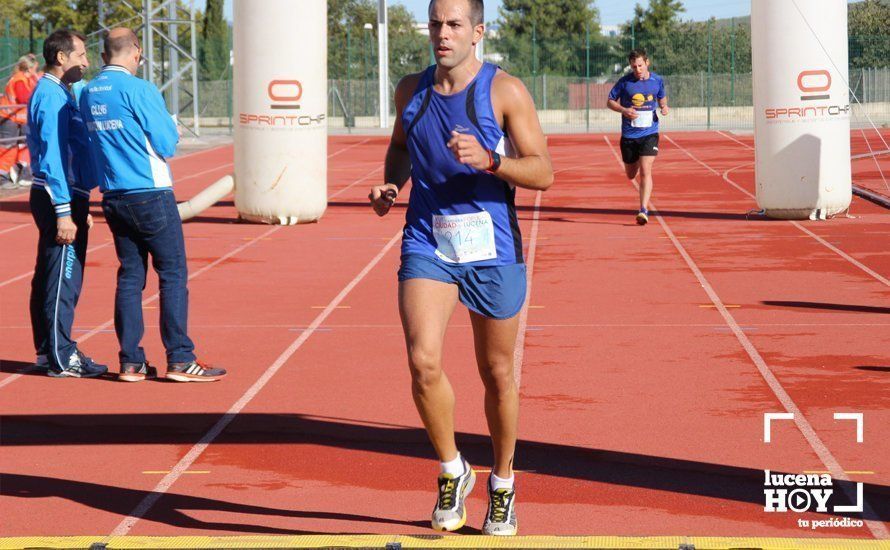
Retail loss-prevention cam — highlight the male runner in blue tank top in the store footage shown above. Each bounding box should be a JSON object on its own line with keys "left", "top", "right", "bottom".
{"left": 607, "top": 49, "right": 669, "bottom": 225}
{"left": 369, "top": 0, "right": 552, "bottom": 536}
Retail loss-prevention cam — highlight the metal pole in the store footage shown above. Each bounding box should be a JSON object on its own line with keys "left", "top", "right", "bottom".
{"left": 707, "top": 20, "right": 712, "bottom": 130}
{"left": 730, "top": 17, "right": 735, "bottom": 105}
{"left": 377, "top": 0, "right": 389, "bottom": 128}
{"left": 168, "top": 0, "right": 180, "bottom": 118}
{"left": 160, "top": 20, "right": 166, "bottom": 86}
{"left": 542, "top": 73, "right": 547, "bottom": 110}
{"left": 143, "top": 0, "right": 153, "bottom": 84}
{"left": 585, "top": 21, "right": 590, "bottom": 133}
{"left": 226, "top": 70, "right": 232, "bottom": 133}
{"left": 346, "top": 24, "right": 351, "bottom": 110}
{"left": 98, "top": 0, "right": 106, "bottom": 29}
{"left": 189, "top": 1, "right": 199, "bottom": 136}
{"left": 364, "top": 25, "right": 370, "bottom": 116}
{"left": 860, "top": 67, "right": 864, "bottom": 104}
{"left": 700, "top": 71, "right": 704, "bottom": 106}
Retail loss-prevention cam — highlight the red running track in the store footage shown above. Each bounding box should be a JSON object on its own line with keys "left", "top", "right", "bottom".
{"left": 0, "top": 133, "right": 887, "bottom": 539}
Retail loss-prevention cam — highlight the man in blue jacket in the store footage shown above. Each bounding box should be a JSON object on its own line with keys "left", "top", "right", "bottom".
{"left": 27, "top": 29, "right": 107, "bottom": 377}
{"left": 81, "top": 27, "right": 225, "bottom": 383}
{"left": 607, "top": 49, "right": 670, "bottom": 226}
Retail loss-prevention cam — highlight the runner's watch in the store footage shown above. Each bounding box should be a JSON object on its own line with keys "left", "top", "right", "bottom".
{"left": 486, "top": 150, "right": 502, "bottom": 174}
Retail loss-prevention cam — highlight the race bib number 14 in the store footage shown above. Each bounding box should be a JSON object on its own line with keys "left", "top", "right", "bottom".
{"left": 432, "top": 211, "right": 498, "bottom": 264}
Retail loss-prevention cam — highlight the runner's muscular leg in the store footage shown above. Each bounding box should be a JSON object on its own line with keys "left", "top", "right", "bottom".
{"left": 399, "top": 278, "right": 461, "bottom": 462}
{"left": 639, "top": 155, "right": 656, "bottom": 210}
{"left": 470, "top": 310, "right": 520, "bottom": 479}
{"left": 625, "top": 160, "right": 640, "bottom": 181}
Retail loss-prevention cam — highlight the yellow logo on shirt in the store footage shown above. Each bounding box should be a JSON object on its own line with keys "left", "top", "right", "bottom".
{"left": 631, "top": 93, "right": 646, "bottom": 107}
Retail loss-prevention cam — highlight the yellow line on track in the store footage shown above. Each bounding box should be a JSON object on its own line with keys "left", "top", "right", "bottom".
{"left": 1, "top": 536, "right": 886, "bottom": 549}
{"left": 141, "top": 470, "right": 210, "bottom": 475}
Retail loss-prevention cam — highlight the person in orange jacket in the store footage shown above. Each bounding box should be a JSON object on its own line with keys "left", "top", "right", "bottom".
{"left": 1, "top": 56, "right": 38, "bottom": 189}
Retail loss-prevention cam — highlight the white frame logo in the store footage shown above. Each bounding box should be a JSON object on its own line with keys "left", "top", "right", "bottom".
{"left": 762, "top": 412, "right": 864, "bottom": 514}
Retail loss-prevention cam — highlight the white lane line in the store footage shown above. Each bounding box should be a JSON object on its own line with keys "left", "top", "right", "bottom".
{"left": 172, "top": 139, "right": 376, "bottom": 205}
{"left": 174, "top": 163, "right": 233, "bottom": 184}
{"left": 0, "top": 145, "right": 234, "bottom": 203}
{"left": 1, "top": 164, "right": 383, "bottom": 389}
{"left": 605, "top": 135, "right": 888, "bottom": 540}
{"left": 110, "top": 229, "right": 403, "bottom": 536}
{"left": 0, "top": 165, "right": 237, "bottom": 289}
{"left": 669, "top": 133, "right": 889, "bottom": 288}
{"left": 329, "top": 166, "right": 384, "bottom": 200}
{"left": 327, "top": 137, "right": 372, "bottom": 159}
{"left": 513, "top": 157, "right": 606, "bottom": 385}
{"left": 0, "top": 223, "right": 29, "bottom": 235}
{"left": 851, "top": 149, "right": 890, "bottom": 160}
{"left": 0, "top": 241, "right": 115, "bottom": 289}
{"left": 513, "top": 190, "right": 542, "bottom": 386}
{"left": 170, "top": 144, "right": 231, "bottom": 162}
{"left": 665, "top": 134, "right": 721, "bottom": 176}
{"left": 0, "top": 228, "right": 279, "bottom": 390}
{"left": 716, "top": 130, "right": 753, "bottom": 150}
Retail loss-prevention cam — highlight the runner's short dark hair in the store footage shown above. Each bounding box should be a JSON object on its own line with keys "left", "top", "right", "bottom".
{"left": 628, "top": 49, "right": 648, "bottom": 64}
{"left": 429, "top": 0, "right": 484, "bottom": 25}
{"left": 43, "top": 29, "right": 86, "bottom": 67}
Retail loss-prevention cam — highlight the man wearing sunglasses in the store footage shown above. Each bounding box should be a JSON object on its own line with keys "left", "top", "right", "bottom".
{"left": 80, "top": 28, "right": 226, "bottom": 383}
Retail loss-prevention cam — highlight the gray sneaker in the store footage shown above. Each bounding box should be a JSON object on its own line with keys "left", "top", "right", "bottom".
{"left": 166, "top": 360, "right": 226, "bottom": 382}
{"left": 482, "top": 482, "right": 518, "bottom": 536}
{"left": 431, "top": 457, "right": 476, "bottom": 532}
{"left": 48, "top": 350, "right": 108, "bottom": 378}
{"left": 119, "top": 361, "right": 158, "bottom": 382}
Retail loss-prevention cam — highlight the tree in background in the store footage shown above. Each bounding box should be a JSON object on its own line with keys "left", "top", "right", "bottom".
{"left": 329, "top": 0, "right": 428, "bottom": 83}
{"left": 74, "top": 0, "right": 141, "bottom": 35}
{"left": 0, "top": 1, "right": 29, "bottom": 37}
{"left": 388, "top": 3, "right": 430, "bottom": 79}
{"left": 493, "top": 0, "right": 603, "bottom": 77}
{"left": 199, "top": 0, "right": 229, "bottom": 80}
{"left": 848, "top": 0, "right": 890, "bottom": 69}
{"left": 620, "top": 0, "right": 683, "bottom": 40}
{"left": 614, "top": 0, "right": 684, "bottom": 72}
{"left": 22, "top": 0, "right": 81, "bottom": 30}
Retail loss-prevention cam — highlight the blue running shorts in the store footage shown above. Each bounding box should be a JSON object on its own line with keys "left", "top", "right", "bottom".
{"left": 398, "top": 254, "right": 527, "bottom": 320}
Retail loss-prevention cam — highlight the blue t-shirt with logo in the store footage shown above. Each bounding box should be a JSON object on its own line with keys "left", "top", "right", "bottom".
{"left": 608, "top": 72, "right": 666, "bottom": 138}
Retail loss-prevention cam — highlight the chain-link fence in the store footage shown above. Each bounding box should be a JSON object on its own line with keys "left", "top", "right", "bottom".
{"left": 326, "top": 25, "right": 890, "bottom": 132}
{"left": 3, "top": 19, "right": 889, "bottom": 134}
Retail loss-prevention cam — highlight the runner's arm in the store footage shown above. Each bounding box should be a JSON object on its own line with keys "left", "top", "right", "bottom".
{"left": 490, "top": 74, "right": 552, "bottom": 191}
{"left": 607, "top": 99, "right": 637, "bottom": 119}
{"left": 657, "top": 79, "right": 669, "bottom": 115}
{"left": 607, "top": 79, "right": 636, "bottom": 119}
{"left": 370, "top": 73, "right": 419, "bottom": 216}
{"left": 383, "top": 75, "right": 418, "bottom": 192}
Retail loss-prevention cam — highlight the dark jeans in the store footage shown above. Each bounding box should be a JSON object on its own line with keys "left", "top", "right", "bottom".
{"left": 102, "top": 190, "right": 196, "bottom": 365}
{"left": 29, "top": 188, "right": 89, "bottom": 367}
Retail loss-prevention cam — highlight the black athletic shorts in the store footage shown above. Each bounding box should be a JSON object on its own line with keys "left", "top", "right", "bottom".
{"left": 620, "top": 133, "right": 660, "bottom": 164}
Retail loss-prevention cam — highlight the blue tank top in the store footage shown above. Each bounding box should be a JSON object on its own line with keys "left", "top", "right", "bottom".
{"left": 401, "top": 62, "right": 523, "bottom": 266}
